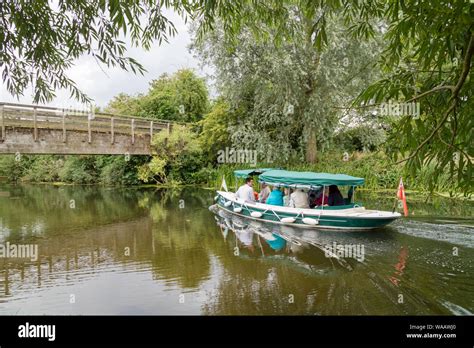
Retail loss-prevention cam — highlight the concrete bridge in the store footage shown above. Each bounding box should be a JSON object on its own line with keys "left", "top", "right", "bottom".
{"left": 0, "top": 102, "right": 176, "bottom": 155}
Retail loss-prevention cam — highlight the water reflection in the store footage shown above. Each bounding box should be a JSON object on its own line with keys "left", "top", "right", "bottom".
{"left": 212, "top": 204, "right": 401, "bottom": 270}
{"left": 388, "top": 246, "right": 408, "bottom": 287}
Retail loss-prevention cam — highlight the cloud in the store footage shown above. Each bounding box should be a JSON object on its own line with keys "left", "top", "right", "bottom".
{"left": 0, "top": 10, "right": 211, "bottom": 109}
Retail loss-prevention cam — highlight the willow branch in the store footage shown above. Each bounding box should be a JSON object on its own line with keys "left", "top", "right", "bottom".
{"left": 404, "top": 84, "right": 455, "bottom": 103}
{"left": 396, "top": 33, "right": 474, "bottom": 164}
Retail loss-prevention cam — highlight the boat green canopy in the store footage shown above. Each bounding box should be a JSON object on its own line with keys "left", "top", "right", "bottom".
{"left": 259, "top": 170, "right": 365, "bottom": 187}
{"left": 234, "top": 168, "right": 275, "bottom": 178}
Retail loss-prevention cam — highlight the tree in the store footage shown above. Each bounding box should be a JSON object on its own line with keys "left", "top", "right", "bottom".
{"left": 104, "top": 69, "right": 209, "bottom": 121}
{"left": 192, "top": 10, "right": 382, "bottom": 163}
{"left": 142, "top": 69, "right": 209, "bottom": 122}
{"left": 104, "top": 93, "right": 143, "bottom": 115}
{"left": 192, "top": 0, "right": 473, "bottom": 193}
{"left": 198, "top": 98, "right": 235, "bottom": 162}
{"left": 334, "top": 125, "right": 386, "bottom": 153}
{"left": 137, "top": 125, "right": 202, "bottom": 183}
{"left": 346, "top": 1, "right": 473, "bottom": 194}
{"left": 0, "top": 0, "right": 282, "bottom": 104}
{"left": 0, "top": 0, "right": 189, "bottom": 103}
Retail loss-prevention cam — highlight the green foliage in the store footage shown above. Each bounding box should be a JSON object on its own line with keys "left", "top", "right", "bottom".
{"left": 141, "top": 88, "right": 178, "bottom": 120}
{"left": 58, "top": 156, "right": 98, "bottom": 184}
{"left": 0, "top": 154, "right": 149, "bottom": 185}
{"left": 105, "top": 69, "right": 209, "bottom": 122}
{"left": 22, "top": 156, "right": 63, "bottom": 182}
{"left": 154, "top": 125, "right": 201, "bottom": 159}
{"left": 3, "top": 0, "right": 471, "bottom": 194}
{"left": 198, "top": 98, "right": 234, "bottom": 162}
{"left": 172, "top": 69, "right": 209, "bottom": 122}
{"left": 104, "top": 93, "right": 143, "bottom": 115}
{"left": 0, "top": 155, "right": 32, "bottom": 182}
{"left": 334, "top": 126, "right": 386, "bottom": 152}
{"left": 191, "top": 0, "right": 473, "bottom": 194}
{"left": 138, "top": 157, "right": 167, "bottom": 183}
{"left": 0, "top": 0, "right": 184, "bottom": 103}
{"left": 348, "top": 0, "right": 474, "bottom": 194}
{"left": 192, "top": 8, "right": 383, "bottom": 163}
{"left": 142, "top": 69, "right": 209, "bottom": 122}
{"left": 207, "top": 152, "right": 459, "bottom": 195}
{"left": 99, "top": 155, "right": 148, "bottom": 186}
{"left": 138, "top": 125, "right": 205, "bottom": 184}
{"left": 0, "top": 148, "right": 462, "bottom": 195}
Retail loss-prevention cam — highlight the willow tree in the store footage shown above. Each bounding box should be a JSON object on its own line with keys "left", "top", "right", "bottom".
{"left": 0, "top": 0, "right": 285, "bottom": 104}
{"left": 193, "top": 0, "right": 473, "bottom": 192}
{"left": 0, "top": 0, "right": 182, "bottom": 103}
{"left": 346, "top": 1, "right": 473, "bottom": 194}
{"left": 192, "top": 10, "right": 382, "bottom": 163}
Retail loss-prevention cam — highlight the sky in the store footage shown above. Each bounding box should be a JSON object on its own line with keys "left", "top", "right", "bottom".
{"left": 0, "top": 10, "right": 211, "bottom": 110}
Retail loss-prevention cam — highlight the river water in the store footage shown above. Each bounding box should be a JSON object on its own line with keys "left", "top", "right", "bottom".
{"left": 0, "top": 185, "right": 472, "bottom": 315}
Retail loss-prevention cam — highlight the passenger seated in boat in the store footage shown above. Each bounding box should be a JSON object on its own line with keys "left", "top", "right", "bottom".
{"left": 265, "top": 187, "right": 284, "bottom": 206}
{"left": 283, "top": 188, "right": 291, "bottom": 206}
{"left": 328, "top": 185, "right": 345, "bottom": 206}
{"left": 308, "top": 187, "right": 321, "bottom": 208}
{"left": 314, "top": 186, "right": 329, "bottom": 206}
{"left": 235, "top": 177, "right": 255, "bottom": 202}
{"left": 258, "top": 183, "right": 271, "bottom": 203}
{"left": 290, "top": 188, "right": 309, "bottom": 208}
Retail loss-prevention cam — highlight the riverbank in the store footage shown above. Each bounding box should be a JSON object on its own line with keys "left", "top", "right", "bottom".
{"left": 0, "top": 152, "right": 468, "bottom": 197}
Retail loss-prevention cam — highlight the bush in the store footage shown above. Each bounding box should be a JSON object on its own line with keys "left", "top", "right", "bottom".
{"left": 99, "top": 155, "right": 147, "bottom": 186}
{"left": 22, "top": 155, "right": 62, "bottom": 182}
{"left": 334, "top": 125, "right": 386, "bottom": 152}
{"left": 138, "top": 125, "right": 204, "bottom": 184}
{"left": 0, "top": 155, "right": 32, "bottom": 182}
{"left": 58, "top": 156, "right": 98, "bottom": 184}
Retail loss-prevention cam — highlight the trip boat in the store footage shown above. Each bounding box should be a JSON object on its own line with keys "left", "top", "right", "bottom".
{"left": 214, "top": 169, "right": 401, "bottom": 231}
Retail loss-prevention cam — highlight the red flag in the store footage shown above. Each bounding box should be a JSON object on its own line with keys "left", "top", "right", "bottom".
{"left": 397, "top": 178, "right": 408, "bottom": 217}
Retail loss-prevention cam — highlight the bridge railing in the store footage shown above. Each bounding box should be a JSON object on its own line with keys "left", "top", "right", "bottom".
{"left": 0, "top": 102, "right": 174, "bottom": 144}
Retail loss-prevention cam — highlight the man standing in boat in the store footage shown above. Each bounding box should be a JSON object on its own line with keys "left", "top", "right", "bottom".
{"left": 235, "top": 177, "right": 256, "bottom": 202}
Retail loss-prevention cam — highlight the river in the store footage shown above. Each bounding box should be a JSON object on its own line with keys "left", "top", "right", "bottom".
{"left": 0, "top": 184, "right": 472, "bottom": 315}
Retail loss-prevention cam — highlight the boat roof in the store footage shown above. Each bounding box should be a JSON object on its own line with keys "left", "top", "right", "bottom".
{"left": 259, "top": 169, "right": 365, "bottom": 187}
{"left": 233, "top": 168, "right": 275, "bottom": 178}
